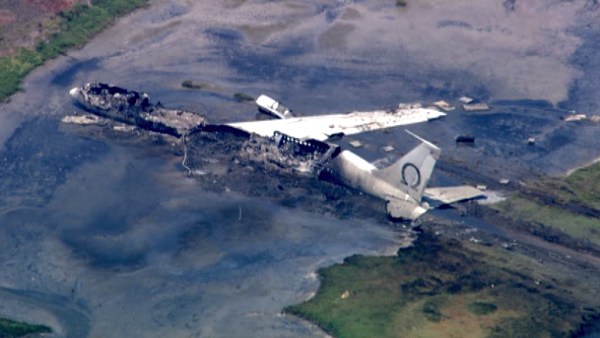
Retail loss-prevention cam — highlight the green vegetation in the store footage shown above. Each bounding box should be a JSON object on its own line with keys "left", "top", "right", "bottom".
{"left": 181, "top": 79, "right": 236, "bottom": 97}
{"left": 181, "top": 79, "right": 235, "bottom": 96}
{"left": 492, "top": 161, "right": 600, "bottom": 250}
{"left": 514, "top": 161, "right": 600, "bottom": 212}
{"left": 0, "top": 0, "right": 150, "bottom": 102}
{"left": 286, "top": 233, "right": 585, "bottom": 338}
{"left": 494, "top": 196, "right": 600, "bottom": 247}
{"left": 0, "top": 317, "right": 51, "bottom": 337}
{"left": 552, "top": 162, "right": 600, "bottom": 210}
{"left": 468, "top": 302, "right": 498, "bottom": 316}
{"left": 422, "top": 300, "right": 443, "bottom": 322}
{"left": 181, "top": 80, "right": 208, "bottom": 90}
{"left": 233, "top": 92, "right": 255, "bottom": 102}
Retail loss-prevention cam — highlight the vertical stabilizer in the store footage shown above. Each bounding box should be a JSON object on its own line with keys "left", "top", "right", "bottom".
{"left": 374, "top": 131, "right": 441, "bottom": 202}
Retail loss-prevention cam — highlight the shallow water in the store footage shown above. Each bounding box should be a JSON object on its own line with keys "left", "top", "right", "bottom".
{"left": 0, "top": 121, "right": 406, "bottom": 336}
{"left": 1, "top": 0, "right": 600, "bottom": 336}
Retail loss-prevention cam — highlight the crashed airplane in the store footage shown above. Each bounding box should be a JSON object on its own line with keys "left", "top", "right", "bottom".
{"left": 68, "top": 83, "right": 482, "bottom": 221}
{"left": 69, "top": 83, "right": 205, "bottom": 136}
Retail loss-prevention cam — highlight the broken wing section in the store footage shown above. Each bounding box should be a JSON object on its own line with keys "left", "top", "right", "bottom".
{"left": 227, "top": 107, "right": 445, "bottom": 141}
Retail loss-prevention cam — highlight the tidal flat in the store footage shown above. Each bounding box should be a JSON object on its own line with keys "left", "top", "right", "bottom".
{"left": 1, "top": 1, "right": 600, "bottom": 337}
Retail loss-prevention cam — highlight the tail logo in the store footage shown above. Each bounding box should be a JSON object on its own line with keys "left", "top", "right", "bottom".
{"left": 401, "top": 163, "right": 421, "bottom": 188}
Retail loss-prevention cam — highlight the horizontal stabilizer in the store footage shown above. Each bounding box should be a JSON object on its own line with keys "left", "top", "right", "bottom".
{"left": 424, "top": 186, "right": 485, "bottom": 206}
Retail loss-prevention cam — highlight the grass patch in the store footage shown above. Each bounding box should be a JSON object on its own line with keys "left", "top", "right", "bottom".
{"left": 494, "top": 196, "right": 600, "bottom": 247}
{"left": 0, "top": 317, "right": 51, "bottom": 337}
{"left": 181, "top": 79, "right": 229, "bottom": 95}
{"left": 563, "top": 162, "right": 600, "bottom": 209}
{"left": 422, "top": 300, "right": 443, "bottom": 322}
{"left": 526, "top": 161, "right": 600, "bottom": 211}
{"left": 286, "top": 233, "right": 584, "bottom": 338}
{"left": 181, "top": 80, "right": 208, "bottom": 90}
{"left": 490, "top": 160, "right": 600, "bottom": 250}
{"left": 181, "top": 79, "right": 226, "bottom": 93}
{"left": 233, "top": 92, "right": 255, "bottom": 102}
{"left": 0, "top": 0, "right": 149, "bottom": 102}
{"left": 468, "top": 302, "right": 498, "bottom": 316}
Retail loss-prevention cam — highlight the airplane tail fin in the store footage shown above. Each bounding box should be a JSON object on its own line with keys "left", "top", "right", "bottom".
{"left": 374, "top": 130, "right": 441, "bottom": 203}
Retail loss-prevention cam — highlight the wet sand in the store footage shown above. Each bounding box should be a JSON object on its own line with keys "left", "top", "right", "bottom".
{"left": 0, "top": 0, "right": 600, "bottom": 337}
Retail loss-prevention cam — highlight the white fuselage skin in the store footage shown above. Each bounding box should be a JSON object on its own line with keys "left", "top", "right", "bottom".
{"left": 330, "top": 151, "right": 414, "bottom": 203}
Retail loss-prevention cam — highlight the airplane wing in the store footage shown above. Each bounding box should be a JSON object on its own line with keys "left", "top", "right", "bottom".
{"left": 424, "top": 186, "right": 485, "bottom": 206}
{"left": 227, "top": 106, "right": 445, "bottom": 141}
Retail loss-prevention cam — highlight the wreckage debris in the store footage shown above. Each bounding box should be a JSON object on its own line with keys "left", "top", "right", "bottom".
{"left": 262, "top": 131, "right": 340, "bottom": 175}
{"left": 455, "top": 135, "right": 475, "bottom": 144}
{"left": 457, "top": 95, "right": 490, "bottom": 112}
{"left": 349, "top": 140, "right": 363, "bottom": 148}
{"left": 382, "top": 145, "right": 395, "bottom": 152}
{"left": 256, "top": 94, "right": 293, "bottom": 119}
{"left": 397, "top": 102, "right": 423, "bottom": 109}
{"left": 61, "top": 114, "right": 103, "bottom": 125}
{"left": 463, "top": 103, "right": 490, "bottom": 112}
{"left": 433, "top": 100, "right": 455, "bottom": 112}
{"left": 590, "top": 115, "right": 600, "bottom": 123}
{"left": 184, "top": 125, "right": 341, "bottom": 177}
{"left": 67, "top": 83, "right": 481, "bottom": 221}
{"left": 499, "top": 178, "right": 510, "bottom": 185}
{"left": 68, "top": 83, "right": 343, "bottom": 177}
{"left": 459, "top": 96, "right": 474, "bottom": 104}
{"left": 69, "top": 83, "right": 206, "bottom": 137}
{"left": 562, "top": 114, "right": 587, "bottom": 122}
{"left": 113, "top": 125, "right": 137, "bottom": 132}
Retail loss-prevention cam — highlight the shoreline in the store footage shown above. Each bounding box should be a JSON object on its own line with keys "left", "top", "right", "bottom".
{"left": 564, "top": 157, "right": 600, "bottom": 177}
{"left": 0, "top": 0, "right": 150, "bottom": 102}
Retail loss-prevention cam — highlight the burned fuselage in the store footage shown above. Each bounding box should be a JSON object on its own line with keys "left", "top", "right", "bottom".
{"left": 69, "top": 83, "right": 206, "bottom": 137}
{"left": 68, "top": 83, "right": 339, "bottom": 178}
{"left": 67, "top": 83, "right": 467, "bottom": 221}
{"left": 239, "top": 131, "right": 340, "bottom": 175}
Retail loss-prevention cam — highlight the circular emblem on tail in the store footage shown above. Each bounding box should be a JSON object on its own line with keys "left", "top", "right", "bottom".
{"left": 401, "top": 163, "right": 421, "bottom": 188}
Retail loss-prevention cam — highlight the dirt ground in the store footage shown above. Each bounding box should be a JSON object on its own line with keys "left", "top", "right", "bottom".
{"left": 0, "top": 0, "right": 87, "bottom": 56}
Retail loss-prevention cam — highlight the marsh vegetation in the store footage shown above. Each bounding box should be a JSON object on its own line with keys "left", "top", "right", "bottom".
{"left": 0, "top": 317, "right": 51, "bottom": 337}
{"left": 0, "top": 0, "right": 149, "bottom": 102}
{"left": 493, "top": 161, "right": 600, "bottom": 251}
{"left": 287, "top": 232, "right": 595, "bottom": 338}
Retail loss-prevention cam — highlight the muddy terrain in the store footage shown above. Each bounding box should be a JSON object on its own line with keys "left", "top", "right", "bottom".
{"left": 1, "top": 0, "right": 600, "bottom": 337}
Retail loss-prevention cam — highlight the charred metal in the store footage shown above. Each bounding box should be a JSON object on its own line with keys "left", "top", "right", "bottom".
{"left": 67, "top": 82, "right": 482, "bottom": 221}
{"left": 69, "top": 83, "right": 206, "bottom": 137}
